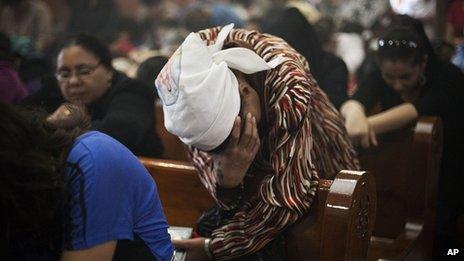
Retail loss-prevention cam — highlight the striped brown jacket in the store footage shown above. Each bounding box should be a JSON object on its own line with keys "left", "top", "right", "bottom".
{"left": 188, "top": 27, "right": 359, "bottom": 260}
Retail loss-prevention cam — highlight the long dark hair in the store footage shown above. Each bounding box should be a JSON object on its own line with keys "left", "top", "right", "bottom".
{"left": 0, "top": 102, "right": 86, "bottom": 259}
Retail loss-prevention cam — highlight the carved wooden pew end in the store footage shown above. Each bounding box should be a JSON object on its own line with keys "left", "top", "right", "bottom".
{"left": 140, "top": 157, "right": 376, "bottom": 260}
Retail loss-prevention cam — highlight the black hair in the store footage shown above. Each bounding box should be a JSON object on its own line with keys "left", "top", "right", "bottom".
{"left": 376, "top": 26, "right": 426, "bottom": 65}
{"left": 0, "top": 102, "right": 86, "bottom": 259}
{"left": 262, "top": 7, "right": 324, "bottom": 84}
{"left": 136, "top": 56, "right": 169, "bottom": 88}
{"left": 61, "top": 34, "right": 114, "bottom": 70}
{"left": 390, "top": 14, "right": 435, "bottom": 60}
{"left": 0, "top": 32, "right": 12, "bottom": 61}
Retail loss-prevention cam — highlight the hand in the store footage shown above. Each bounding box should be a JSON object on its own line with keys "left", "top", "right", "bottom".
{"left": 214, "top": 113, "right": 260, "bottom": 188}
{"left": 345, "top": 112, "right": 378, "bottom": 148}
{"left": 172, "top": 237, "right": 210, "bottom": 261}
{"left": 47, "top": 102, "right": 90, "bottom": 129}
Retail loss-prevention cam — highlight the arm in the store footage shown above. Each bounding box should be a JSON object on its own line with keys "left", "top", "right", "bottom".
{"left": 367, "top": 103, "right": 418, "bottom": 135}
{"left": 61, "top": 241, "right": 116, "bottom": 261}
{"left": 340, "top": 99, "right": 377, "bottom": 148}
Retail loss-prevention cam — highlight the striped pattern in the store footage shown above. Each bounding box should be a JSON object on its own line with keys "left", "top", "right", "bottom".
{"left": 188, "top": 27, "right": 359, "bottom": 260}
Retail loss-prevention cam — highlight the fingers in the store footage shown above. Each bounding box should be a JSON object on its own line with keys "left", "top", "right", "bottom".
{"left": 230, "top": 116, "right": 241, "bottom": 145}
{"left": 369, "top": 128, "right": 378, "bottom": 147}
{"left": 360, "top": 135, "right": 370, "bottom": 149}
{"left": 238, "top": 113, "right": 258, "bottom": 148}
{"left": 238, "top": 113, "right": 252, "bottom": 147}
{"left": 228, "top": 113, "right": 260, "bottom": 157}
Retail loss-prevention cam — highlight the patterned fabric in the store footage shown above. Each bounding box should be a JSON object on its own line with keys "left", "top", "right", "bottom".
{"left": 188, "top": 27, "right": 359, "bottom": 260}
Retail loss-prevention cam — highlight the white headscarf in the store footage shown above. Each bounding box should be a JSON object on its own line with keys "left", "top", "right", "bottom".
{"left": 155, "top": 24, "right": 284, "bottom": 151}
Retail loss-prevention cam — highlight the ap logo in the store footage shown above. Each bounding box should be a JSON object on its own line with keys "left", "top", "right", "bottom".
{"left": 447, "top": 249, "right": 460, "bottom": 256}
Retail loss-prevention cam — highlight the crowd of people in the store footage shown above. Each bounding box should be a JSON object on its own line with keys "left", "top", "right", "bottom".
{"left": 1, "top": 0, "right": 463, "bottom": 260}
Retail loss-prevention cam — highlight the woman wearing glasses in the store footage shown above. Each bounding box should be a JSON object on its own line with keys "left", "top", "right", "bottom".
{"left": 51, "top": 34, "right": 162, "bottom": 158}
{"left": 341, "top": 16, "right": 464, "bottom": 256}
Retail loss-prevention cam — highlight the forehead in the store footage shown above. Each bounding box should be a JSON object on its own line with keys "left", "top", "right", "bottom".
{"left": 57, "top": 45, "right": 97, "bottom": 67}
{"left": 380, "top": 59, "right": 417, "bottom": 75}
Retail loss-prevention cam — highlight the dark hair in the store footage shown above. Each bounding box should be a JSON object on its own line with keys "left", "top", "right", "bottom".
{"left": 0, "top": 32, "right": 12, "bottom": 61}
{"left": 61, "top": 34, "right": 114, "bottom": 70}
{"left": 262, "top": 7, "right": 324, "bottom": 83}
{"left": 390, "top": 14, "right": 435, "bottom": 60}
{"left": 136, "top": 56, "right": 169, "bottom": 87}
{"left": 377, "top": 26, "right": 426, "bottom": 65}
{"left": 0, "top": 102, "right": 85, "bottom": 258}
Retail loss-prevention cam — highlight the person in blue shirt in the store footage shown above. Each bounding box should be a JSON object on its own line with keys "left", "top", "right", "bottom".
{"left": 0, "top": 102, "right": 173, "bottom": 260}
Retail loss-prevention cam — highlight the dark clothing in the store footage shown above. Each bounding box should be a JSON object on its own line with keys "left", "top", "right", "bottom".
{"left": 352, "top": 60, "right": 464, "bottom": 250}
{"left": 318, "top": 52, "right": 349, "bottom": 109}
{"left": 262, "top": 7, "right": 348, "bottom": 109}
{"left": 88, "top": 72, "right": 162, "bottom": 157}
{"left": 23, "top": 72, "right": 163, "bottom": 157}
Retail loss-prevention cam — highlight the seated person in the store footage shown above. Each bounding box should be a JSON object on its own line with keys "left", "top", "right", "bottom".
{"left": 262, "top": 6, "right": 349, "bottom": 109}
{"left": 24, "top": 34, "right": 163, "bottom": 157}
{"left": 0, "top": 101, "right": 173, "bottom": 260}
{"left": 340, "top": 17, "right": 464, "bottom": 254}
{"left": 155, "top": 24, "right": 359, "bottom": 260}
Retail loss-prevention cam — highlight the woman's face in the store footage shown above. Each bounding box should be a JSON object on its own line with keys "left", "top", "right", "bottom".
{"left": 56, "top": 45, "right": 113, "bottom": 105}
{"left": 379, "top": 57, "right": 427, "bottom": 96}
{"left": 236, "top": 72, "right": 261, "bottom": 123}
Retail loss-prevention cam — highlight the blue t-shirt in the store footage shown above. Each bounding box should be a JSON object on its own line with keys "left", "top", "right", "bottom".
{"left": 65, "top": 131, "right": 173, "bottom": 260}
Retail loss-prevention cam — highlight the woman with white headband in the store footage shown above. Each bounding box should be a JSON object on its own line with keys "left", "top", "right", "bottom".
{"left": 156, "top": 24, "right": 359, "bottom": 260}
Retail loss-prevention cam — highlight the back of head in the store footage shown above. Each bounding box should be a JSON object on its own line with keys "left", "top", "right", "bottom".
{"left": 262, "top": 7, "right": 323, "bottom": 78}
{"left": 390, "top": 14, "right": 435, "bottom": 60}
{"left": 61, "top": 34, "right": 114, "bottom": 71}
{"left": 0, "top": 102, "right": 80, "bottom": 258}
{"left": 377, "top": 26, "right": 426, "bottom": 66}
{"left": 136, "top": 56, "right": 169, "bottom": 88}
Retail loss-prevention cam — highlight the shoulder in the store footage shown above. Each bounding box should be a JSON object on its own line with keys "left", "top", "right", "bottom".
{"left": 428, "top": 61, "right": 464, "bottom": 88}
{"left": 68, "top": 131, "right": 141, "bottom": 171}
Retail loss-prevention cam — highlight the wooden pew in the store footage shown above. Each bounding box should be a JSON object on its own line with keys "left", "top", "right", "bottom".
{"left": 359, "top": 116, "right": 443, "bottom": 260}
{"left": 154, "top": 101, "right": 190, "bottom": 161}
{"left": 140, "top": 157, "right": 376, "bottom": 260}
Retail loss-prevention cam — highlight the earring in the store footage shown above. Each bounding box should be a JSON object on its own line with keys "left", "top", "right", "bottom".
{"left": 419, "top": 74, "right": 427, "bottom": 86}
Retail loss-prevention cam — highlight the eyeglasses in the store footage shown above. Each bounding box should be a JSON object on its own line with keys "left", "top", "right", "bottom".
{"left": 378, "top": 39, "right": 418, "bottom": 49}
{"left": 55, "top": 63, "right": 101, "bottom": 82}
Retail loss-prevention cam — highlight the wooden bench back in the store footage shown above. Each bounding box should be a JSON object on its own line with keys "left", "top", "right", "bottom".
{"left": 359, "top": 116, "right": 443, "bottom": 259}
{"left": 154, "top": 101, "right": 190, "bottom": 161}
{"left": 140, "top": 157, "right": 376, "bottom": 260}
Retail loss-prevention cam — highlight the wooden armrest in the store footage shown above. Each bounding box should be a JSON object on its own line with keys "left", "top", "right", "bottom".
{"left": 286, "top": 170, "right": 376, "bottom": 260}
